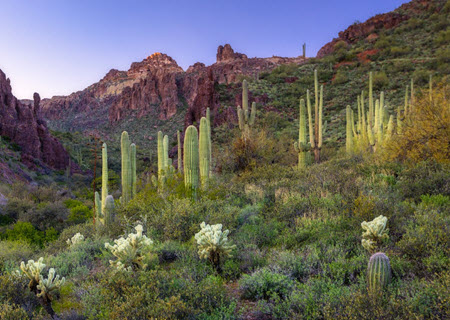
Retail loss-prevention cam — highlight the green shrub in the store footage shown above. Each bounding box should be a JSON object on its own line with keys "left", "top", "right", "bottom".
{"left": 240, "top": 268, "right": 294, "bottom": 300}
{"left": 0, "top": 302, "right": 29, "bottom": 320}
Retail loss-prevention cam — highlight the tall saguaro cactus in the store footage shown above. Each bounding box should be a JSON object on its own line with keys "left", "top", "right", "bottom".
{"left": 302, "top": 43, "right": 306, "bottom": 58}
{"left": 294, "top": 99, "right": 309, "bottom": 169}
{"left": 121, "top": 131, "right": 132, "bottom": 204}
{"left": 177, "top": 130, "right": 182, "bottom": 172}
{"left": 101, "top": 143, "right": 108, "bottom": 214}
{"left": 184, "top": 125, "right": 199, "bottom": 196}
{"left": 199, "top": 117, "right": 210, "bottom": 186}
{"left": 130, "top": 143, "right": 137, "bottom": 198}
{"left": 237, "top": 80, "right": 257, "bottom": 137}
{"left": 346, "top": 105, "right": 353, "bottom": 155}
{"left": 306, "top": 69, "right": 324, "bottom": 163}
{"left": 206, "top": 107, "right": 212, "bottom": 174}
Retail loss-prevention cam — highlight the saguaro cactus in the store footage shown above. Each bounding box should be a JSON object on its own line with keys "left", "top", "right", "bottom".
{"left": 294, "top": 99, "right": 309, "bottom": 169}
{"left": 367, "top": 252, "right": 391, "bottom": 293}
{"left": 306, "top": 69, "right": 324, "bottom": 163}
{"left": 184, "top": 125, "right": 199, "bottom": 195}
{"left": 199, "top": 117, "right": 210, "bottom": 186}
{"left": 302, "top": 43, "right": 306, "bottom": 58}
{"left": 103, "top": 195, "right": 115, "bottom": 227}
{"left": 130, "top": 143, "right": 137, "bottom": 198}
{"left": 177, "top": 130, "right": 182, "bottom": 172}
{"left": 95, "top": 191, "right": 102, "bottom": 226}
{"left": 206, "top": 107, "right": 212, "bottom": 175}
{"left": 237, "top": 80, "right": 256, "bottom": 137}
{"left": 121, "top": 131, "right": 132, "bottom": 204}
{"left": 101, "top": 143, "right": 108, "bottom": 214}
{"left": 346, "top": 105, "right": 353, "bottom": 155}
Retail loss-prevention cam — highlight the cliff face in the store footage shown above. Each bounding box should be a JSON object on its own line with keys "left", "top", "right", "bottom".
{"left": 41, "top": 45, "right": 307, "bottom": 130}
{"left": 316, "top": 0, "right": 440, "bottom": 58}
{"left": 0, "top": 69, "right": 70, "bottom": 170}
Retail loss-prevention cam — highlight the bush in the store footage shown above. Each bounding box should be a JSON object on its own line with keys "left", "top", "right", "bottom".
{"left": 240, "top": 268, "right": 294, "bottom": 300}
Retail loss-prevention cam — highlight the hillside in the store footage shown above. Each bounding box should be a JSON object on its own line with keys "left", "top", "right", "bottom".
{"left": 0, "top": 0, "right": 449, "bottom": 319}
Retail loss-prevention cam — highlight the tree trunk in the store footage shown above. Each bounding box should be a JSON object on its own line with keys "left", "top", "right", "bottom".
{"left": 314, "top": 148, "right": 320, "bottom": 163}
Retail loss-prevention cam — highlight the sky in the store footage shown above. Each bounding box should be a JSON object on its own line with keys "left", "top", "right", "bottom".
{"left": 0, "top": 0, "right": 407, "bottom": 99}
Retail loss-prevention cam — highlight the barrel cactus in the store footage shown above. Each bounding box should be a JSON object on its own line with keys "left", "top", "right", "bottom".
{"left": 367, "top": 252, "right": 391, "bottom": 293}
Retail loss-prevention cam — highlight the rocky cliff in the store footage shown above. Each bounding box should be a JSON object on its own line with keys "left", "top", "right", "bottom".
{"left": 316, "top": 0, "right": 440, "bottom": 58}
{"left": 0, "top": 69, "right": 70, "bottom": 170}
{"left": 41, "top": 45, "right": 306, "bottom": 130}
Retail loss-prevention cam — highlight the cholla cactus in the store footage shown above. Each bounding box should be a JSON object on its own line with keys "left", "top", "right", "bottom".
{"left": 361, "top": 215, "right": 389, "bottom": 252}
{"left": 66, "top": 232, "right": 84, "bottom": 246}
{"left": 195, "top": 222, "right": 236, "bottom": 272}
{"left": 37, "top": 268, "right": 65, "bottom": 298}
{"left": 105, "top": 224, "right": 154, "bottom": 271}
{"left": 20, "top": 257, "right": 46, "bottom": 285}
{"left": 18, "top": 257, "right": 65, "bottom": 318}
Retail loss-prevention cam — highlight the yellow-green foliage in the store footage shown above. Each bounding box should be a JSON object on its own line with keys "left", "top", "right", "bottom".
{"left": 383, "top": 81, "right": 450, "bottom": 164}
{"left": 361, "top": 215, "right": 389, "bottom": 252}
{"left": 0, "top": 302, "right": 28, "bottom": 319}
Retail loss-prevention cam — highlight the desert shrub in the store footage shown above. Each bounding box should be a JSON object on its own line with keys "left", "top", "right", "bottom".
{"left": 435, "top": 28, "right": 450, "bottom": 45}
{"left": 412, "top": 69, "right": 431, "bottom": 86}
{"left": 19, "top": 201, "right": 68, "bottom": 232}
{"left": 333, "top": 69, "right": 349, "bottom": 84}
{"left": 3, "top": 222, "right": 57, "bottom": 247}
{"left": 240, "top": 267, "right": 294, "bottom": 300}
{"left": 372, "top": 71, "right": 389, "bottom": 89}
{"left": 0, "top": 273, "right": 39, "bottom": 313}
{"left": 396, "top": 197, "right": 449, "bottom": 275}
{"left": 384, "top": 82, "right": 450, "bottom": 164}
{"left": 0, "top": 240, "right": 36, "bottom": 272}
{"left": 389, "top": 46, "right": 410, "bottom": 57}
{"left": 1, "top": 197, "right": 33, "bottom": 221}
{"left": 0, "top": 302, "right": 29, "bottom": 319}
{"left": 46, "top": 237, "right": 106, "bottom": 278}
{"left": 66, "top": 204, "right": 91, "bottom": 224}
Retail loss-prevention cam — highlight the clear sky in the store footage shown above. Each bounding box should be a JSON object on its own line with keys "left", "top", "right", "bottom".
{"left": 0, "top": 0, "right": 407, "bottom": 99}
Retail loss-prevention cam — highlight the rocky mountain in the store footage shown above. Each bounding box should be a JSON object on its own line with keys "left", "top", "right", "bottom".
{"left": 41, "top": 44, "right": 306, "bottom": 131}
{"left": 0, "top": 69, "right": 70, "bottom": 170}
{"left": 317, "top": 0, "right": 439, "bottom": 58}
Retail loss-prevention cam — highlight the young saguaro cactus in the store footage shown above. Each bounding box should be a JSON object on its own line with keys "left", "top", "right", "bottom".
{"left": 103, "top": 195, "right": 115, "bottom": 227}
{"left": 184, "top": 125, "right": 199, "bottom": 196}
{"left": 121, "top": 131, "right": 132, "bottom": 204}
{"left": 294, "top": 99, "right": 309, "bottom": 169}
{"left": 199, "top": 117, "right": 210, "bottom": 186}
{"left": 306, "top": 69, "right": 324, "bottom": 163}
{"left": 95, "top": 191, "right": 102, "bottom": 226}
{"left": 367, "top": 252, "right": 391, "bottom": 294}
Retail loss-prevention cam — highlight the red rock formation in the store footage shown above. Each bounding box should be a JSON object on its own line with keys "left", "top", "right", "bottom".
{"left": 41, "top": 45, "right": 307, "bottom": 130}
{"left": 316, "top": 0, "right": 441, "bottom": 58}
{"left": 317, "top": 12, "right": 408, "bottom": 58}
{"left": 0, "top": 69, "right": 70, "bottom": 170}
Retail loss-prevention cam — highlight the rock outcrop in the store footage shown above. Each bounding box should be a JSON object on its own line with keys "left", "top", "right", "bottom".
{"left": 0, "top": 69, "right": 70, "bottom": 170}
{"left": 41, "top": 44, "right": 307, "bottom": 130}
{"left": 316, "top": 0, "right": 440, "bottom": 58}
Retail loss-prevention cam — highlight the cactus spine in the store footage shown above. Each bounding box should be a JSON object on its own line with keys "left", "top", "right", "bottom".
{"left": 121, "top": 131, "right": 132, "bottom": 204}
{"left": 367, "top": 252, "right": 391, "bottom": 293}
{"left": 184, "top": 125, "right": 199, "bottom": 195}
{"left": 177, "top": 130, "right": 182, "bottom": 172}
{"left": 346, "top": 105, "right": 353, "bottom": 155}
{"left": 101, "top": 143, "right": 108, "bottom": 214}
{"left": 199, "top": 117, "right": 210, "bottom": 186}
{"left": 294, "top": 99, "right": 309, "bottom": 169}
{"left": 130, "top": 143, "right": 136, "bottom": 198}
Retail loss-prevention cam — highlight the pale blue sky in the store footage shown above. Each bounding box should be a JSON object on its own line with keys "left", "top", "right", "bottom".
{"left": 0, "top": 0, "right": 407, "bottom": 99}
